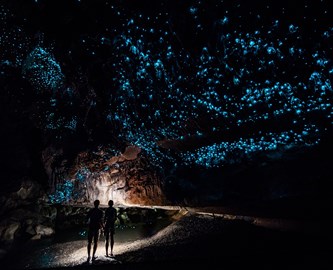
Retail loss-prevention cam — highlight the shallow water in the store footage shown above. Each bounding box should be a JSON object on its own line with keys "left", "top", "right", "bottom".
{"left": 8, "top": 218, "right": 173, "bottom": 269}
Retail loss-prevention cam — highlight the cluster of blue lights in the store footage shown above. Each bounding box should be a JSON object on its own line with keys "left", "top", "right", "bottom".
{"left": 0, "top": 6, "right": 30, "bottom": 67}
{"left": 1, "top": 1, "right": 333, "bottom": 170}
{"left": 181, "top": 125, "right": 322, "bottom": 168}
{"left": 48, "top": 180, "right": 74, "bottom": 204}
{"left": 22, "top": 46, "right": 64, "bottom": 93}
{"left": 105, "top": 10, "right": 333, "bottom": 167}
{"left": 75, "top": 167, "right": 91, "bottom": 182}
{"left": 44, "top": 113, "right": 77, "bottom": 131}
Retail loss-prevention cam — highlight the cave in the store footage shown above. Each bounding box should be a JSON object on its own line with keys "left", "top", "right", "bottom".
{"left": 1, "top": 0, "right": 333, "bottom": 269}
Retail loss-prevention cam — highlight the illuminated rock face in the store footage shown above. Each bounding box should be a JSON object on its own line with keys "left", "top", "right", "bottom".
{"left": 46, "top": 145, "right": 166, "bottom": 206}
{"left": 84, "top": 170, "right": 165, "bottom": 206}
{"left": 85, "top": 171, "right": 164, "bottom": 206}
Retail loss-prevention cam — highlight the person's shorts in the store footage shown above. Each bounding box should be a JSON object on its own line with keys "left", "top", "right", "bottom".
{"left": 88, "top": 228, "right": 100, "bottom": 243}
{"left": 104, "top": 226, "right": 115, "bottom": 238}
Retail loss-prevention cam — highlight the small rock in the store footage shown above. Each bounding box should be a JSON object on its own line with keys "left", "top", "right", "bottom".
{"left": 2, "top": 222, "right": 20, "bottom": 241}
{"left": 35, "top": 225, "right": 54, "bottom": 237}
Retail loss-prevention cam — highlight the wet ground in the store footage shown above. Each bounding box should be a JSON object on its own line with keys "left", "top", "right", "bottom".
{"left": 3, "top": 207, "right": 333, "bottom": 270}
{"left": 3, "top": 216, "right": 173, "bottom": 270}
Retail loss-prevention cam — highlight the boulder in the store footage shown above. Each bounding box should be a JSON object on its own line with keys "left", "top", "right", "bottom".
{"left": 16, "top": 179, "right": 41, "bottom": 200}
{"left": 35, "top": 225, "right": 54, "bottom": 237}
{"left": 105, "top": 156, "right": 119, "bottom": 166}
{"left": 25, "top": 225, "right": 36, "bottom": 236}
{"left": 121, "top": 145, "right": 141, "bottom": 161}
{"left": 2, "top": 222, "right": 21, "bottom": 241}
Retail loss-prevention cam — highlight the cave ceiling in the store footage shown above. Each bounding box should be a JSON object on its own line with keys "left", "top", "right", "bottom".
{"left": 1, "top": 0, "right": 332, "bottom": 204}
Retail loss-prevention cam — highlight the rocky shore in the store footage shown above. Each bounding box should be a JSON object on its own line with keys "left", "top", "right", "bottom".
{"left": 2, "top": 205, "right": 333, "bottom": 270}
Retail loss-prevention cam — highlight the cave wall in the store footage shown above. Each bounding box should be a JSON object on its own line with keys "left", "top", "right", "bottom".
{"left": 43, "top": 145, "right": 167, "bottom": 206}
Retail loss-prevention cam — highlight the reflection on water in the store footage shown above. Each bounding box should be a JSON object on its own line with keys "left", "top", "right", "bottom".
{"left": 55, "top": 218, "right": 172, "bottom": 244}
{"left": 9, "top": 217, "right": 173, "bottom": 269}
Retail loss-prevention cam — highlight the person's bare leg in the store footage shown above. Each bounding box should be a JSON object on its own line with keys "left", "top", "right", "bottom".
{"left": 87, "top": 241, "right": 92, "bottom": 261}
{"left": 92, "top": 239, "right": 98, "bottom": 259}
{"left": 92, "top": 231, "right": 99, "bottom": 260}
{"left": 105, "top": 237, "right": 109, "bottom": 256}
{"left": 110, "top": 234, "right": 114, "bottom": 256}
{"left": 87, "top": 232, "right": 92, "bottom": 262}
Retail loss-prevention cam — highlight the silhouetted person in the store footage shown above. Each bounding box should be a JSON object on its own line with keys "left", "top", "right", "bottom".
{"left": 86, "top": 199, "right": 104, "bottom": 262}
{"left": 104, "top": 200, "right": 117, "bottom": 257}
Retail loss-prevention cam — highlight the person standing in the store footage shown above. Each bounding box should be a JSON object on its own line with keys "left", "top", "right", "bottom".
{"left": 86, "top": 199, "right": 104, "bottom": 262}
{"left": 104, "top": 199, "right": 117, "bottom": 257}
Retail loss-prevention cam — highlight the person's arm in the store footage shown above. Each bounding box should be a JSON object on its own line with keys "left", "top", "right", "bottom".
{"left": 104, "top": 209, "right": 107, "bottom": 224}
{"left": 86, "top": 209, "right": 91, "bottom": 224}
{"left": 113, "top": 208, "right": 117, "bottom": 223}
{"left": 100, "top": 210, "right": 105, "bottom": 230}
